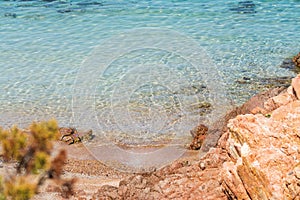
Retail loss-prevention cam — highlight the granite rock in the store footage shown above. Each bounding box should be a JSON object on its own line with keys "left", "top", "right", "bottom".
{"left": 222, "top": 100, "right": 300, "bottom": 199}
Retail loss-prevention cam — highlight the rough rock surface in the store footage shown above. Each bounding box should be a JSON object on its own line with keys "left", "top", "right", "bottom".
{"left": 222, "top": 75, "right": 300, "bottom": 199}
{"left": 292, "top": 74, "right": 300, "bottom": 99}
{"left": 189, "top": 124, "right": 208, "bottom": 150}
{"left": 200, "top": 85, "right": 287, "bottom": 152}
{"left": 93, "top": 148, "right": 229, "bottom": 200}
{"left": 222, "top": 113, "right": 300, "bottom": 199}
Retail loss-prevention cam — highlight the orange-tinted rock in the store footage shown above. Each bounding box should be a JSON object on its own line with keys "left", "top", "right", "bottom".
{"left": 59, "top": 127, "right": 93, "bottom": 145}
{"left": 190, "top": 124, "right": 208, "bottom": 138}
{"left": 292, "top": 74, "right": 300, "bottom": 99}
{"left": 238, "top": 87, "right": 286, "bottom": 114}
{"left": 222, "top": 161, "right": 250, "bottom": 200}
{"left": 93, "top": 185, "right": 120, "bottom": 200}
{"left": 264, "top": 86, "right": 297, "bottom": 112}
{"left": 189, "top": 124, "right": 208, "bottom": 150}
{"left": 222, "top": 99, "right": 300, "bottom": 199}
{"left": 200, "top": 87, "right": 286, "bottom": 152}
{"left": 284, "top": 164, "right": 300, "bottom": 199}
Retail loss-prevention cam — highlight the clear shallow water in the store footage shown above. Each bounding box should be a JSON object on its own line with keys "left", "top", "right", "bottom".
{"left": 0, "top": 0, "right": 299, "bottom": 139}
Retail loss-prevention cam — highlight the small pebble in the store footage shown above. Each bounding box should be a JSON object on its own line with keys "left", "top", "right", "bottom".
{"left": 199, "top": 162, "right": 206, "bottom": 170}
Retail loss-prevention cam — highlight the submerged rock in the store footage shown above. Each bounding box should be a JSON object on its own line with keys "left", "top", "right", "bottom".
{"left": 280, "top": 57, "right": 296, "bottom": 69}
{"left": 57, "top": 9, "right": 73, "bottom": 13}
{"left": 4, "top": 13, "right": 17, "bottom": 18}
{"left": 293, "top": 52, "right": 300, "bottom": 67}
{"left": 280, "top": 53, "right": 300, "bottom": 73}
{"left": 229, "top": 1, "right": 256, "bottom": 14}
{"left": 236, "top": 75, "right": 292, "bottom": 91}
{"left": 77, "top": 2, "right": 103, "bottom": 6}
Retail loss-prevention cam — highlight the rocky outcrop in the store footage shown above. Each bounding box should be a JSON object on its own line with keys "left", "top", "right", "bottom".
{"left": 222, "top": 75, "right": 300, "bottom": 199}
{"left": 222, "top": 113, "right": 298, "bottom": 199}
{"left": 200, "top": 85, "right": 287, "bottom": 152}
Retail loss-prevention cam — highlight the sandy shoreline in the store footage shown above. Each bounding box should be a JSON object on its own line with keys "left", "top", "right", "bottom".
{"left": 19, "top": 135, "right": 204, "bottom": 200}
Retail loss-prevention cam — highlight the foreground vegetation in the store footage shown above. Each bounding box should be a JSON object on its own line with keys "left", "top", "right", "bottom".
{"left": 0, "top": 119, "right": 74, "bottom": 200}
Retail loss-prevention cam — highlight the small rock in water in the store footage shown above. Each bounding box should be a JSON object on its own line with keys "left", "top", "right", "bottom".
{"left": 77, "top": 2, "right": 103, "bottom": 6}
{"left": 280, "top": 54, "right": 300, "bottom": 74}
{"left": 190, "top": 124, "right": 208, "bottom": 138}
{"left": 293, "top": 52, "right": 300, "bottom": 67}
{"left": 229, "top": 1, "right": 256, "bottom": 14}
{"left": 189, "top": 124, "right": 208, "bottom": 150}
{"left": 57, "top": 9, "right": 73, "bottom": 13}
{"left": 59, "top": 127, "right": 93, "bottom": 145}
{"left": 280, "top": 58, "right": 295, "bottom": 69}
{"left": 236, "top": 77, "right": 251, "bottom": 84}
{"left": 4, "top": 13, "right": 17, "bottom": 18}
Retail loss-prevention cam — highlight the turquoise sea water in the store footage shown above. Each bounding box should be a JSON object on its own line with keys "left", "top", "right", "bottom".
{"left": 0, "top": 0, "right": 299, "bottom": 140}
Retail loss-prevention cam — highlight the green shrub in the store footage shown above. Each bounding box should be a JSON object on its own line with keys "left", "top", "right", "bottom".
{"left": 29, "top": 119, "right": 59, "bottom": 153}
{"left": 0, "top": 126, "right": 27, "bottom": 161}
{"left": 0, "top": 119, "right": 72, "bottom": 200}
{"left": 31, "top": 151, "right": 50, "bottom": 174}
{"left": 4, "top": 176, "right": 36, "bottom": 200}
{"left": 0, "top": 176, "right": 5, "bottom": 200}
